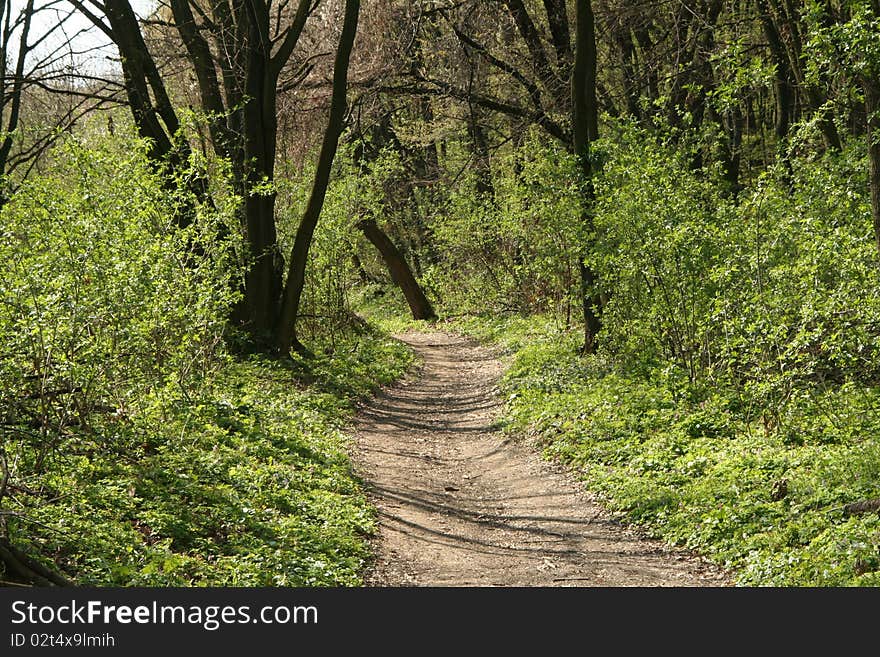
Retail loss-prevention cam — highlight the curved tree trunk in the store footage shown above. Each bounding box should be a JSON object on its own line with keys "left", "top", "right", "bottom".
{"left": 357, "top": 218, "right": 436, "bottom": 321}
{"left": 0, "top": 539, "right": 72, "bottom": 587}
{"left": 276, "top": 0, "right": 360, "bottom": 355}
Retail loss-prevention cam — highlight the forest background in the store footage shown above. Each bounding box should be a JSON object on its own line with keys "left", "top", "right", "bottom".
{"left": 1, "top": 0, "right": 880, "bottom": 587}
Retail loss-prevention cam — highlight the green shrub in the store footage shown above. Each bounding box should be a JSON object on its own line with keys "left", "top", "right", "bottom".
{"left": 0, "top": 135, "right": 414, "bottom": 586}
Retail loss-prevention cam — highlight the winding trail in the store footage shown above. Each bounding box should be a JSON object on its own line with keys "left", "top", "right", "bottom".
{"left": 352, "top": 331, "right": 729, "bottom": 587}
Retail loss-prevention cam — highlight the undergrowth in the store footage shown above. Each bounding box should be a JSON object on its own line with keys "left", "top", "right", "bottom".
{"left": 0, "top": 137, "right": 414, "bottom": 586}
{"left": 5, "top": 333, "right": 412, "bottom": 586}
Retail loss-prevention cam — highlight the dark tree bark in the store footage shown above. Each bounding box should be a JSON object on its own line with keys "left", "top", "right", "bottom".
{"left": 861, "top": 0, "right": 880, "bottom": 254}
{"left": 865, "top": 78, "right": 880, "bottom": 254}
{"left": 409, "top": 95, "right": 442, "bottom": 269}
{"left": 165, "top": 0, "right": 313, "bottom": 345}
{"left": 0, "top": 539, "right": 72, "bottom": 587}
{"left": 357, "top": 218, "right": 436, "bottom": 320}
{"left": 102, "top": 0, "right": 181, "bottom": 160}
{"left": 276, "top": 0, "right": 361, "bottom": 354}
{"left": 611, "top": 17, "right": 641, "bottom": 119}
{"left": 236, "top": 0, "right": 284, "bottom": 343}
{"left": 168, "top": 0, "right": 233, "bottom": 157}
{"left": 632, "top": 22, "right": 659, "bottom": 109}
{"left": 757, "top": 0, "right": 794, "bottom": 142}
{"left": 502, "top": 0, "right": 558, "bottom": 91}
{"left": 542, "top": 0, "right": 571, "bottom": 74}
{"left": 766, "top": 0, "right": 842, "bottom": 151}
{"left": 572, "top": 0, "right": 602, "bottom": 354}
{"left": 468, "top": 113, "right": 494, "bottom": 198}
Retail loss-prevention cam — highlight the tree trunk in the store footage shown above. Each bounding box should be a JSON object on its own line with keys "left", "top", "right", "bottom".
{"left": 101, "top": 0, "right": 179, "bottom": 160}
{"left": 0, "top": 539, "right": 72, "bottom": 587}
{"left": 608, "top": 4, "right": 640, "bottom": 120}
{"left": 166, "top": 0, "right": 315, "bottom": 347}
{"left": 169, "top": 0, "right": 233, "bottom": 157}
{"left": 572, "top": 0, "right": 602, "bottom": 354}
{"left": 357, "top": 218, "right": 436, "bottom": 320}
{"left": 239, "top": 25, "right": 283, "bottom": 343}
{"left": 865, "top": 80, "right": 880, "bottom": 254}
{"left": 767, "top": 0, "right": 841, "bottom": 151}
{"left": 469, "top": 108, "right": 495, "bottom": 199}
{"left": 0, "top": 0, "right": 33, "bottom": 208}
{"left": 757, "top": 0, "right": 793, "bottom": 142}
{"left": 77, "top": 0, "right": 208, "bottom": 227}
{"left": 276, "top": 0, "right": 360, "bottom": 355}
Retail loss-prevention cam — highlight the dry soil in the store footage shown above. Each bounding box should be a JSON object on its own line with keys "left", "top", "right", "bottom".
{"left": 352, "top": 330, "right": 730, "bottom": 587}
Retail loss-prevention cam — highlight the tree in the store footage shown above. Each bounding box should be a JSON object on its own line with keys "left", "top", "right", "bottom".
{"left": 356, "top": 216, "right": 436, "bottom": 320}
{"left": 70, "top": 0, "right": 185, "bottom": 161}
{"left": 166, "top": 0, "right": 315, "bottom": 344}
{"left": 0, "top": 0, "right": 103, "bottom": 205}
{"left": 276, "top": 0, "right": 361, "bottom": 354}
{"left": 572, "top": 0, "right": 601, "bottom": 353}
{"left": 806, "top": 0, "right": 880, "bottom": 250}
{"left": 68, "top": 0, "right": 209, "bottom": 229}
{"left": 71, "top": 0, "right": 368, "bottom": 353}
{"left": 346, "top": 107, "right": 438, "bottom": 322}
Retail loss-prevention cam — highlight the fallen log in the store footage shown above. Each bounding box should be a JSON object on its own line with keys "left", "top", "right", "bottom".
{"left": 0, "top": 539, "right": 73, "bottom": 587}
{"left": 843, "top": 498, "right": 880, "bottom": 517}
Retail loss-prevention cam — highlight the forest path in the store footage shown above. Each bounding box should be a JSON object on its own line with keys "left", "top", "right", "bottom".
{"left": 352, "top": 330, "right": 729, "bottom": 586}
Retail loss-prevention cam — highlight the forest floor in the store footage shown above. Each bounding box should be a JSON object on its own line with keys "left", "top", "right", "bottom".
{"left": 352, "top": 330, "right": 731, "bottom": 586}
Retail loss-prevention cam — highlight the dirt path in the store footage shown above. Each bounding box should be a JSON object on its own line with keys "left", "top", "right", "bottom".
{"left": 352, "top": 331, "right": 730, "bottom": 587}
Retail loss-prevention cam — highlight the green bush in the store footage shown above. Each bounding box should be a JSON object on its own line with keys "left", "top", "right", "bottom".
{"left": 0, "top": 135, "right": 414, "bottom": 586}
{"left": 436, "top": 123, "right": 880, "bottom": 585}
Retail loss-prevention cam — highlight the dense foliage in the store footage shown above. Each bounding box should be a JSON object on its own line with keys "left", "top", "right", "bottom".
{"left": 356, "top": 117, "right": 880, "bottom": 586}
{"left": 499, "top": 328, "right": 880, "bottom": 586}
{"left": 0, "top": 138, "right": 412, "bottom": 585}
{"left": 4, "top": 0, "right": 880, "bottom": 589}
